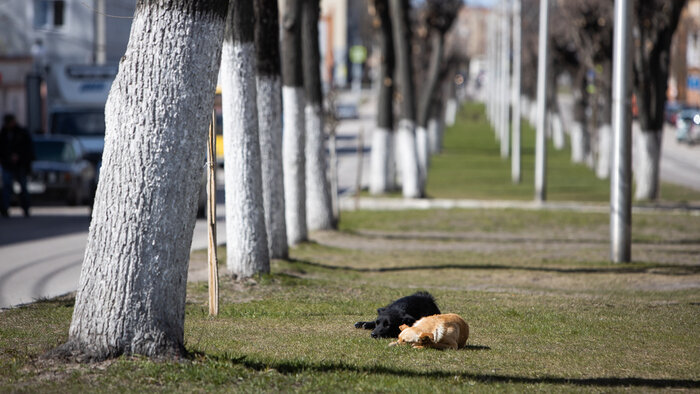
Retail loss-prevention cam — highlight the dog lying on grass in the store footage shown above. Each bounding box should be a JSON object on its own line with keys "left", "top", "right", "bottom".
{"left": 355, "top": 292, "right": 441, "bottom": 338}
{"left": 388, "top": 313, "right": 469, "bottom": 350}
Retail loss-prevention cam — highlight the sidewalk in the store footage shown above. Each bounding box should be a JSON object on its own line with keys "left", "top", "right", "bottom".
{"left": 339, "top": 195, "right": 700, "bottom": 216}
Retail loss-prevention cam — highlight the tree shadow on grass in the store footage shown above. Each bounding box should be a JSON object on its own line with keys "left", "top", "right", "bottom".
{"left": 196, "top": 352, "right": 699, "bottom": 389}
{"left": 287, "top": 258, "right": 700, "bottom": 276}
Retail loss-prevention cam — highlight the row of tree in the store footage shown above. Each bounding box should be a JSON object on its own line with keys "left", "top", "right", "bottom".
{"left": 369, "top": 0, "right": 465, "bottom": 198}
{"left": 488, "top": 0, "right": 685, "bottom": 201}
{"left": 48, "top": 0, "right": 467, "bottom": 362}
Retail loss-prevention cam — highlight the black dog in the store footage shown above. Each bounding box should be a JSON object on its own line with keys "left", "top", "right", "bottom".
{"left": 355, "top": 292, "right": 441, "bottom": 338}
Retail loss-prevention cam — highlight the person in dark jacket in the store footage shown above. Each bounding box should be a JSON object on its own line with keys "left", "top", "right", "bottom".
{"left": 0, "top": 114, "right": 35, "bottom": 217}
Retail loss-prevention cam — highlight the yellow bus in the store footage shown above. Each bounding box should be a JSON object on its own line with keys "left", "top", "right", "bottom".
{"left": 214, "top": 86, "right": 224, "bottom": 165}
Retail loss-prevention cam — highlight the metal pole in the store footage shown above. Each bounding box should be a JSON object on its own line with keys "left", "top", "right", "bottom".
{"left": 501, "top": 0, "right": 511, "bottom": 158}
{"left": 493, "top": 12, "right": 501, "bottom": 133}
{"left": 95, "top": 0, "right": 106, "bottom": 64}
{"left": 511, "top": 0, "right": 521, "bottom": 183}
{"left": 534, "top": 0, "right": 549, "bottom": 203}
{"left": 486, "top": 16, "right": 492, "bottom": 120}
{"left": 610, "top": 0, "right": 632, "bottom": 263}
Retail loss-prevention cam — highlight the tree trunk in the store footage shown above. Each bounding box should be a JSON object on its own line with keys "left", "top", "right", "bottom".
{"left": 222, "top": 0, "right": 269, "bottom": 277}
{"left": 369, "top": 0, "right": 396, "bottom": 195}
{"left": 48, "top": 0, "right": 228, "bottom": 361}
{"left": 595, "top": 123, "right": 612, "bottom": 179}
{"left": 255, "top": 0, "right": 288, "bottom": 259}
{"left": 595, "top": 62, "right": 613, "bottom": 179}
{"left": 416, "top": 32, "right": 445, "bottom": 178}
{"left": 445, "top": 97, "right": 457, "bottom": 127}
{"left": 389, "top": 0, "right": 422, "bottom": 198}
{"left": 570, "top": 69, "right": 591, "bottom": 164}
{"left": 281, "top": 0, "right": 307, "bottom": 244}
{"left": 633, "top": 125, "right": 662, "bottom": 200}
{"left": 632, "top": 0, "right": 684, "bottom": 200}
{"left": 302, "top": 0, "right": 334, "bottom": 231}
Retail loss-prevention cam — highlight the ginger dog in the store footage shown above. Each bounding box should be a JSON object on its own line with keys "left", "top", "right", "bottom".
{"left": 388, "top": 313, "right": 469, "bottom": 350}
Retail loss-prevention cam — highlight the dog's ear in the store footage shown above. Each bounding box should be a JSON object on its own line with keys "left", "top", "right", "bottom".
{"left": 401, "top": 314, "right": 416, "bottom": 326}
{"left": 419, "top": 333, "right": 434, "bottom": 343}
{"left": 377, "top": 307, "right": 386, "bottom": 314}
{"left": 398, "top": 324, "right": 409, "bottom": 331}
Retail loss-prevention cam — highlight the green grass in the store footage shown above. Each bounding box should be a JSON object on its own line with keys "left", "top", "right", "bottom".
{"left": 2, "top": 207, "right": 699, "bottom": 392}
{"left": 427, "top": 102, "right": 700, "bottom": 203}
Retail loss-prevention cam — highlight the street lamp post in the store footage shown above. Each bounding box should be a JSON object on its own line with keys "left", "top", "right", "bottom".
{"left": 534, "top": 0, "right": 549, "bottom": 203}
{"left": 610, "top": 0, "right": 633, "bottom": 263}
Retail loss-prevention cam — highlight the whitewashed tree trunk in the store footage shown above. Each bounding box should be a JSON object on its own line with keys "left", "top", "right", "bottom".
{"left": 369, "top": 0, "right": 395, "bottom": 195}
{"left": 283, "top": 87, "right": 307, "bottom": 244}
{"left": 370, "top": 127, "right": 391, "bottom": 194}
{"left": 633, "top": 125, "right": 662, "bottom": 200}
{"left": 222, "top": 2, "right": 269, "bottom": 278}
{"left": 302, "top": 0, "right": 334, "bottom": 231}
{"left": 595, "top": 123, "right": 611, "bottom": 179}
{"left": 551, "top": 112, "right": 565, "bottom": 150}
{"left": 396, "top": 120, "right": 421, "bottom": 198}
{"left": 389, "top": 0, "right": 422, "bottom": 198}
{"left": 255, "top": 0, "right": 287, "bottom": 259}
{"left": 49, "top": 0, "right": 227, "bottom": 361}
{"left": 445, "top": 98, "right": 457, "bottom": 127}
{"left": 305, "top": 104, "right": 333, "bottom": 230}
{"left": 281, "top": 0, "right": 307, "bottom": 245}
{"left": 570, "top": 121, "right": 584, "bottom": 163}
{"left": 415, "top": 125, "right": 429, "bottom": 184}
{"left": 256, "top": 75, "right": 287, "bottom": 258}
{"left": 428, "top": 116, "right": 440, "bottom": 154}
{"left": 528, "top": 98, "right": 538, "bottom": 127}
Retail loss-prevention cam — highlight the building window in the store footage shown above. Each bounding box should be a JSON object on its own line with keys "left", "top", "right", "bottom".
{"left": 34, "top": 0, "right": 65, "bottom": 29}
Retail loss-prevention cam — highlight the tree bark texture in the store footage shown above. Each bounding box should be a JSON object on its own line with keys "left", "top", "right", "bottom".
{"left": 49, "top": 0, "right": 228, "bottom": 361}
{"left": 255, "top": 0, "right": 288, "bottom": 259}
{"left": 370, "top": 0, "right": 396, "bottom": 195}
{"left": 222, "top": 0, "right": 270, "bottom": 278}
{"left": 302, "top": 0, "right": 334, "bottom": 231}
{"left": 389, "top": 0, "right": 422, "bottom": 198}
{"left": 281, "top": 0, "right": 307, "bottom": 244}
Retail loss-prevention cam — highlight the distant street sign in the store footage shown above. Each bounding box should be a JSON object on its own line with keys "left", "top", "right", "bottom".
{"left": 687, "top": 75, "right": 700, "bottom": 90}
{"left": 349, "top": 45, "right": 367, "bottom": 64}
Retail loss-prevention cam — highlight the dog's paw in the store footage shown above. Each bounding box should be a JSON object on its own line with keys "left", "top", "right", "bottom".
{"left": 354, "top": 322, "right": 364, "bottom": 329}
{"left": 388, "top": 341, "right": 399, "bottom": 347}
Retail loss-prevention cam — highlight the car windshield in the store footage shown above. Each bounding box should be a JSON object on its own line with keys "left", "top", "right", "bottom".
{"left": 52, "top": 111, "right": 105, "bottom": 136}
{"left": 34, "top": 141, "right": 76, "bottom": 163}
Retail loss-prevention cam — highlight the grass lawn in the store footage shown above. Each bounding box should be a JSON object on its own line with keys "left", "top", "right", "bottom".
{"left": 427, "top": 102, "right": 700, "bottom": 203}
{"left": 2, "top": 206, "right": 699, "bottom": 392}
{"left": 1, "top": 103, "right": 698, "bottom": 392}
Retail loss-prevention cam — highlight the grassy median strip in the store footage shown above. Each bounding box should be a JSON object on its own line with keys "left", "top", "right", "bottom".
{"left": 427, "top": 102, "right": 700, "bottom": 203}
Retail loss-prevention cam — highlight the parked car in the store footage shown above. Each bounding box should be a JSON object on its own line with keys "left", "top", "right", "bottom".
{"left": 674, "top": 108, "right": 700, "bottom": 145}
{"left": 29, "top": 135, "right": 96, "bottom": 205}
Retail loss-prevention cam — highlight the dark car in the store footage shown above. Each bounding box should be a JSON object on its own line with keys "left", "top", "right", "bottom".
{"left": 29, "top": 135, "right": 96, "bottom": 205}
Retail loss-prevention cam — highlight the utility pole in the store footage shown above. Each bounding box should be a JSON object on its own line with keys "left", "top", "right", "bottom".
{"left": 610, "top": 0, "right": 632, "bottom": 263}
{"left": 511, "top": 0, "right": 521, "bottom": 183}
{"left": 95, "top": 0, "right": 106, "bottom": 64}
{"left": 500, "top": 0, "right": 511, "bottom": 158}
{"left": 534, "top": 0, "right": 549, "bottom": 203}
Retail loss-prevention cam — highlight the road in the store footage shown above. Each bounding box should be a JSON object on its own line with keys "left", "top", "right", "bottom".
{"left": 2, "top": 91, "right": 697, "bottom": 309}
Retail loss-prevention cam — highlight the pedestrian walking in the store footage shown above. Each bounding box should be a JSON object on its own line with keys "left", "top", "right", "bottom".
{"left": 0, "top": 114, "right": 35, "bottom": 217}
